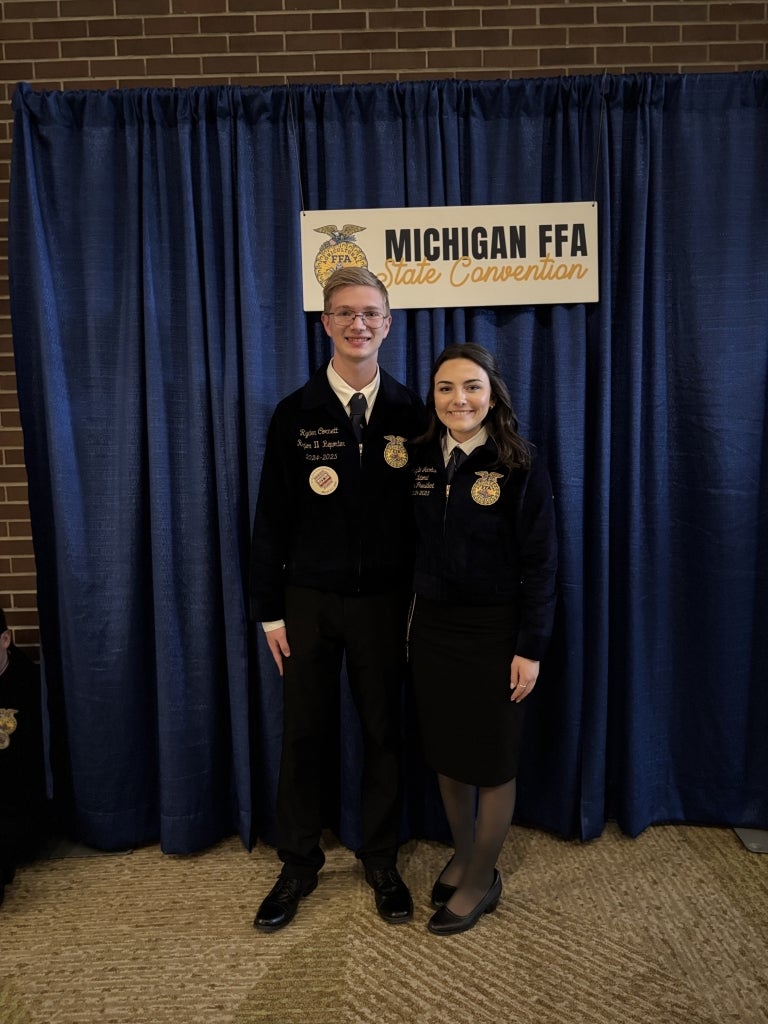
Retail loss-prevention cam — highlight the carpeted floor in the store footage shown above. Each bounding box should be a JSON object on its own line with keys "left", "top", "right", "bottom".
{"left": 1, "top": 822, "right": 767, "bottom": 1024}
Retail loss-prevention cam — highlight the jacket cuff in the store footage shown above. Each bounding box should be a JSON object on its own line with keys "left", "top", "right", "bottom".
{"left": 515, "top": 632, "right": 550, "bottom": 662}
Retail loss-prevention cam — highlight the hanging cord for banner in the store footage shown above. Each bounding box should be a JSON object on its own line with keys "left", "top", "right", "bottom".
{"left": 592, "top": 70, "right": 608, "bottom": 206}
{"left": 287, "top": 83, "right": 307, "bottom": 216}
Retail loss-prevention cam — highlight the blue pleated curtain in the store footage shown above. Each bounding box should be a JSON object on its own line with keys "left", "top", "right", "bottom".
{"left": 8, "top": 73, "right": 768, "bottom": 854}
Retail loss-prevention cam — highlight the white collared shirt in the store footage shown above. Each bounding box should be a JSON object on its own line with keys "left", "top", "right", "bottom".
{"left": 443, "top": 425, "right": 489, "bottom": 466}
{"left": 327, "top": 359, "right": 380, "bottom": 421}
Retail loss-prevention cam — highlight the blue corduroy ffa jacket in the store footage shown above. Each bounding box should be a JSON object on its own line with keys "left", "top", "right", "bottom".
{"left": 410, "top": 437, "right": 558, "bottom": 661}
{"left": 250, "top": 365, "right": 425, "bottom": 622}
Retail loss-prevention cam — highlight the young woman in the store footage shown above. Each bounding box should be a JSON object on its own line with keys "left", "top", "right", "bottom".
{"left": 409, "top": 343, "right": 557, "bottom": 935}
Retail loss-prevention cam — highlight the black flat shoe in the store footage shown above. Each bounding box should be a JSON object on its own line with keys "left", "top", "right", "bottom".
{"left": 365, "top": 866, "right": 413, "bottom": 923}
{"left": 431, "top": 856, "right": 458, "bottom": 908}
{"left": 254, "top": 874, "right": 318, "bottom": 932}
{"left": 427, "top": 870, "right": 502, "bottom": 936}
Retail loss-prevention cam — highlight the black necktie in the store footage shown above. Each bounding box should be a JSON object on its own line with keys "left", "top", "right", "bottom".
{"left": 349, "top": 392, "right": 367, "bottom": 443}
{"left": 446, "top": 446, "right": 466, "bottom": 483}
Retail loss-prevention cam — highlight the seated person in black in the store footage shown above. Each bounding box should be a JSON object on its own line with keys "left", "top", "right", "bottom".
{"left": 0, "top": 607, "right": 48, "bottom": 907}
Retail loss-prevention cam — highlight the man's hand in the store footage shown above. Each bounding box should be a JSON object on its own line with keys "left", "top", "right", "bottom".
{"left": 265, "top": 627, "right": 291, "bottom": 677}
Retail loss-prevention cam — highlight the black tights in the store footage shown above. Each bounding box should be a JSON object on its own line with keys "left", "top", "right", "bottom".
{"left": 437, "top": 773, "right": 517, "bottom": 916}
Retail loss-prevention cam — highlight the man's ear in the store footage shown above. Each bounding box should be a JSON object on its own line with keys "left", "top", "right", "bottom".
{"left": 0, "top": 630, "right": 11, "bottom": 650}
{"left": 320, "top": 313, "right": 333, "bottom": 338}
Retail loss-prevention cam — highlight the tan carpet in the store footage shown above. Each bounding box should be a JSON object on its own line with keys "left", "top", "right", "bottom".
{"left": 1, "top": 823, "right": 767, "bottom": 1024}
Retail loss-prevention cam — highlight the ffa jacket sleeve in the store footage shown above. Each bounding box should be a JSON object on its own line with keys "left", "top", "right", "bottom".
{"left": 249, "top": 409, "right": 293, "bottom": 623}
{"left": 515, "top": 458, "right": 558, "bottom": 662}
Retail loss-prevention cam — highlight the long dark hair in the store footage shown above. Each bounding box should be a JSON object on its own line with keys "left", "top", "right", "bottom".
{"left": 419, "top": 343, "right": 532, "bottom": 470}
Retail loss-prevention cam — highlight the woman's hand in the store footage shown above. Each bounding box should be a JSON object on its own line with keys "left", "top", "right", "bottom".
{"left": 510, "top": 655, "right": 539, "bottom": 702}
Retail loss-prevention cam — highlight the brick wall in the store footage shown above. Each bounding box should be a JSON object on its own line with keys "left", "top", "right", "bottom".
{"left": 1, "top": 0, "right": 767, "bottom": 652}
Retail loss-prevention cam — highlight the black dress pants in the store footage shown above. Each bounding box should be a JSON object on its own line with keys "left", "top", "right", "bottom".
{"left": 276, "top": 586, "right": 407, "bottom": 879}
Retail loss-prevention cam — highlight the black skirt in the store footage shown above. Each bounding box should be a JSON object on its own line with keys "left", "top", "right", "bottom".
{"left": 408, "top": 596, "right": 525, "bottom": 787}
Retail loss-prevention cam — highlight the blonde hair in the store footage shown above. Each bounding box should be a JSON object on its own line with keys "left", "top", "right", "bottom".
{"left": 322, "top": 268, "right": 390, "bottom": 315}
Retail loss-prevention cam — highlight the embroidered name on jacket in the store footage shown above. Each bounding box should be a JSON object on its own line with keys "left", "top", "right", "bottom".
{"left": 297, "top": 426, "right": 344, "bottom": 462}
{"left": 413, "top": 465, "right": 437, "bottom": 496}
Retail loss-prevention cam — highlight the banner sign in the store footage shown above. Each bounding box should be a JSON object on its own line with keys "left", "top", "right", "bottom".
{"left": 300, "top": 202, "right": 598, "bottom": 310}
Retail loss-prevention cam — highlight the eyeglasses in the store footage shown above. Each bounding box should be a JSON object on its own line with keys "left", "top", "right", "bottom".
{"left": 327, "top": 310, "right": 388, "bottom": 328}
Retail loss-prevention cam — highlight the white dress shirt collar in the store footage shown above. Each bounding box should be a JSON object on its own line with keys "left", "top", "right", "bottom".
{"left": 443, "top": 425, "right": 489, "bottom": 464}
{"left": 327, "top": 360, "right": 380, "bottom": 419}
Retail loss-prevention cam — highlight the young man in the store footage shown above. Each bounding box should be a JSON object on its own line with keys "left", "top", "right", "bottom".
{"left": 250, "top": 267, "right": 424, "bottom": 931}
{"left": 0, "top": 609, "right": 48, "bottom": 907}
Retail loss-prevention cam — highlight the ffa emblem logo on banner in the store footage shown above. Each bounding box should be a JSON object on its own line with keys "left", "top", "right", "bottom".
{"left": 0, "top": 708, "right": 19, "bottom": 750}
{"left": 313, "top": 224, "right": 369, "bottom": 285}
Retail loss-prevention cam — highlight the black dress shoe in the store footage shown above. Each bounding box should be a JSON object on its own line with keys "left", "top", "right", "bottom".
{"left": 254, "top": 875, "right": 318, "bottom": 932}
{"left": 427, "top": 870, "right": 502, "bottom": 936}
{"left": 431, "top": 856, "right": 458, "bottom": 908}
{"left": 365, "top": 867, "right": 413, "bottom": 923}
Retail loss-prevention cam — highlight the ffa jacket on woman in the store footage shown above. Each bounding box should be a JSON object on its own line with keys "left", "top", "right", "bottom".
{"left": 411, "top": 437, "right": 558, "bottom": 661}
{"left": 250, "top": 366, "right": 425, "bottom": 622}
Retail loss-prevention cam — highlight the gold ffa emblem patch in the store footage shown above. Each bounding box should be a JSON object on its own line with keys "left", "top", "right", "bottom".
{"left": 0, "top": 708, "right": 19, "bottom": 750}
{"left": 383, "top": 436, "right": 408, "bottom": 469}
{"left": 471, "top": 471, "right": 503, "bottom": 506}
